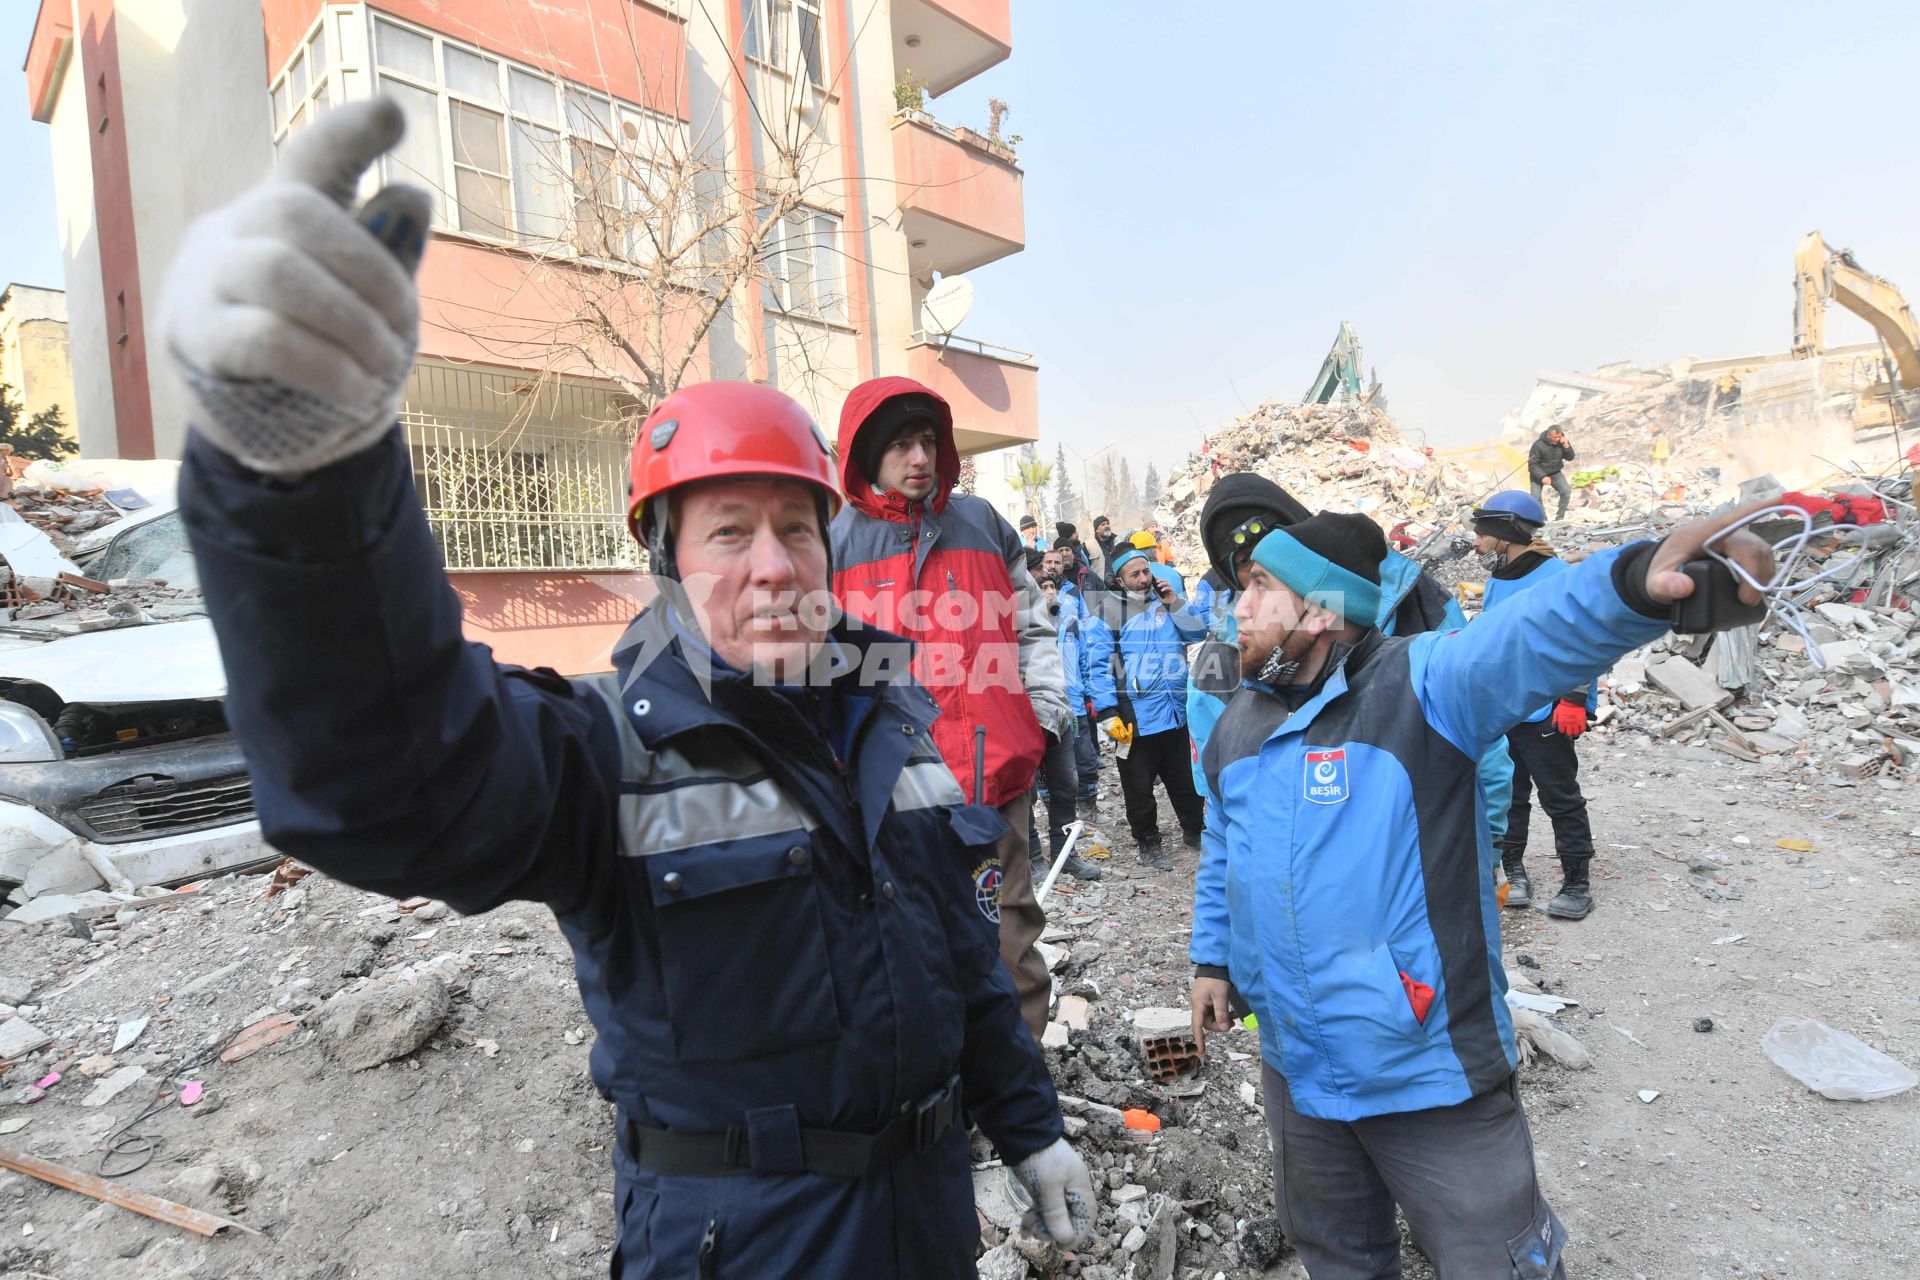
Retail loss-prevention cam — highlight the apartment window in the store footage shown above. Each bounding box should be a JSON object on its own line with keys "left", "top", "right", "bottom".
{"left": 742, "top": 0, "right": 822, "bottom": 86}
{"left": 767, "top": 208, "right": 843, "bottom": 321}
{"left": 796, "top": 0, "right": 824, "bottom": 87}
{"left": 270, "top": 21, "right": 335, "bottom": 147}
{"left": 369, "top": 15, "right": 680, "bottom": 258}
{"left": 401, "top": 364, "right": 642, "bottom": 572}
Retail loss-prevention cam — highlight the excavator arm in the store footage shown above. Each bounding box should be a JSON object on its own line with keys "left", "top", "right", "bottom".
{"left": 1793, "top": 231, "right": 1920, "bottom": 390}
{"left": 1303, "top": 321, "right": 1366, "bottom": 405}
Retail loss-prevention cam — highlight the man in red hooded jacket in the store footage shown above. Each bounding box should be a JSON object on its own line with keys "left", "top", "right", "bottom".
{"left": 831, "top": 377, "right": 1074, "bottom": 1038}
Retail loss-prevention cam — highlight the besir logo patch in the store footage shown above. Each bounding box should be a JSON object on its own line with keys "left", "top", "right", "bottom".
{"left": 1303, "top": 748, "right": 1349, "bottom": 804}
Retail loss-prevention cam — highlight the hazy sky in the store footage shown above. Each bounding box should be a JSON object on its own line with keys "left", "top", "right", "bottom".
{"left": 8, "top": 2, "right": 1919, "bottom": 482}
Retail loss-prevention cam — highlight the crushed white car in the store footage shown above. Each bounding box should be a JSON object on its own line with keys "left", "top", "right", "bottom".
{"left": 1, "top": 462, "right": 276, "bottom": 917}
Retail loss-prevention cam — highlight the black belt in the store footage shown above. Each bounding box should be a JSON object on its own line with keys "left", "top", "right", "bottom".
{"left": 620, "top": 1076, "right": 962, "bottom": 1178}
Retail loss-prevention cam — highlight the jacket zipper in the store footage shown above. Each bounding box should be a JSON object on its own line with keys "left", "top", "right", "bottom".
{"left": 697, "top": 1216, "right": 719, "bottom": 1279}
{"left": 946, "top": 569, "right": 958, "bottom": 597}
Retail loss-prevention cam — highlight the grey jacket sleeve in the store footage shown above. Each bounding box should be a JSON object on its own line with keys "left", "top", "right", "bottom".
{"left": 988, "top": 508, "right": 1073, "bottom": 738}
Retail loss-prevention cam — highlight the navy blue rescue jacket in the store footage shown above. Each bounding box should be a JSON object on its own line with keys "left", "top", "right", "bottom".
{"left": 179, "top": 429, "right": 1062, "bottom": 1278}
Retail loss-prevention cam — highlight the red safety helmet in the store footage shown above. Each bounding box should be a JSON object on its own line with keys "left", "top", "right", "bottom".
{"left": 626, "top": 381, "right": 841, "bottom": 538}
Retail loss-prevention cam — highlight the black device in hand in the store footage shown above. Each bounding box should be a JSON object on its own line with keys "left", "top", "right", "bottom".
{"left": 1668, "top": 559, "right": 1768, "bottom": 634}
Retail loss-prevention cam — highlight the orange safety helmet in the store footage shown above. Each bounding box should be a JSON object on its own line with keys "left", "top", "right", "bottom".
{"left": 626, "top": 381, "right": 841, "bottom": 538}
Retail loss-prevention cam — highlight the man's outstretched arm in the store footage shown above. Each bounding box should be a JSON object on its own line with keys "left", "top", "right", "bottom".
{"left": 170, "top": 101, "right": 621, "bottom": 916}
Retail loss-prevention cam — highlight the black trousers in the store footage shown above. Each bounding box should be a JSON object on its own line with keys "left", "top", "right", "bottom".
{"left": 1499, "top": 721, "right": 1592, "bottom": 870}
{"left": 1073, "top": 713, "right": 1100, "bottom": 793}
{"left": 1116, "top": 726, "right": 1204, "bottom": 847}
{"left": 1030, "top": 731, "right": 1080, "bottom": 857}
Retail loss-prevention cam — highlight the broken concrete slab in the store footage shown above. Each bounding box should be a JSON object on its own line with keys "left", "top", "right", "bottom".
{"left": 0, "top": 1016, "right": 53, "bottom": 1059}
{"left": 314, "top": 973, "right": 451, "bottom": 1071}
{"left": 0, "top": 976, "right": 32, "bottom": 1006}
{"left": 80, "top": 1064, "right": 147, "bottom": 1107}
{"left": 1056, "top": 994, "right": 1091, "bottom": 1031}
{"left": 3, "top": 890, "right": 131, "bottom": 926}
{"left": 1647, "top": 656, "right": 1732, "bottom": 710}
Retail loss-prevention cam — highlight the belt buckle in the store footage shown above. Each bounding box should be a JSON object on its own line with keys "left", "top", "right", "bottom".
{"left": 912, "top": 1075, "right": 961, "bottom": 1153}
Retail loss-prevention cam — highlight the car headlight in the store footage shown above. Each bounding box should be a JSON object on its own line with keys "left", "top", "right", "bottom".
{"left": 0, "top": 701, "right": 62, "bottom": 763}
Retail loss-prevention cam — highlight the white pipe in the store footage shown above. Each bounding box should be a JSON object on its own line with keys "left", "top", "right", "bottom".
{"left": 1035, "top": 820, "right": 1084, "bottom": 907}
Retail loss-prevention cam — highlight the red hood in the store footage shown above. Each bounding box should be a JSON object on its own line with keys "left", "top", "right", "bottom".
{"left": 836, "top": 376, "right": 961, "bottom": 522}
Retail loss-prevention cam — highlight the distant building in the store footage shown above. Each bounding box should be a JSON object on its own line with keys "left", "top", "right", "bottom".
{"left": 0, "top": 283, "right": 77, "bottom": 447}
{"left": 25, "top": 0, "right": 1039, "bottom": 669}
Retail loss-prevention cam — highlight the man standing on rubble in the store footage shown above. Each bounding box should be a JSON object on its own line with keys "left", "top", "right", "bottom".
{"left": 1187, "top": 497, "right": 1772, "bottom": 1279}
{"left": 1084, "top": 545, "right": 1207, "bottom": 870}
{"left": 163, "top": 102, "right": 1095, "bottom": 1277}
{"left": 1473, "top": 491, "right": 1601, "bottom": 919}
{"left": 829, "top": 375, "right": 1075, "bottom": 1041}
{"left": 1528, "top": 424, "right": 1577, "bottom": 519}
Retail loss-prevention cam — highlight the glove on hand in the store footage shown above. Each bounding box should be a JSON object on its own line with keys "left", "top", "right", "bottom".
{"left": 1101, "top": 716, "right": 1134, "bottom": 745}
{"left": 1551, "top": 700, "right": 1588, "bottom": 738}
{"left": 1012, "top": 1137, "right": 1097, "bottom": 1248}
{"left": 163, "top": 98, "right": 434, "bottom": 476}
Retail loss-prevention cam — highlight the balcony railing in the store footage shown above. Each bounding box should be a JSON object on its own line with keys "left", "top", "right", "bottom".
{"left": 893, "top": 111, "right": 1025, "bottom": 277}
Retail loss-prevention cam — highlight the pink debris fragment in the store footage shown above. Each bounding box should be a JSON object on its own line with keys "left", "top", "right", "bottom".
{"left": 179, "top": 1081, "right": 204, "bottom": 1106}
{"left": 34, "top": 1072, "right": 59, "bottom": 1089}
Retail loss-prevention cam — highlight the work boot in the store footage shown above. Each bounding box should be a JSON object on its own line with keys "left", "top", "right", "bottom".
{"left": 1182, "top": 828, "right": 1204, "bottom": 851}
{"left": 1502, "top": 861, "right": 1532, "bottom": 909}
{"left": 1138, "top": 841, "right": 1174, "bottom": 872}
{"left": 1063, "top": 852, "right": 1103, "bottom": 881}
{"left": 1542, "top": 857, "right": 1594, "bottom": 920}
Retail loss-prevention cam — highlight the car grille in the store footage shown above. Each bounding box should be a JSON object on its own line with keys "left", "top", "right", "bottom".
{"left": 72, "top": 774, "right": 256, "bottom": 843}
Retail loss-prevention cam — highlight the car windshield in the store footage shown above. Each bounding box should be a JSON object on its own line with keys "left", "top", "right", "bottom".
{"left": 88, "top": 510, "right": 200, "bottom": 594}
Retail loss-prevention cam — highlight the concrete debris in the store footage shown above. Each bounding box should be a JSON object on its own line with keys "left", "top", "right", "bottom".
{"left": 0, "top": 975, "right": 33, "bottom": 1006}
{"left": 0, "top": 1016, "right": 54, "bottom": 1060}
{"left": 79, "top": 1064, "right": 147, "bottom": 1107}
{"left": 314, "top": 973, "right": 452, "bottom": 1071}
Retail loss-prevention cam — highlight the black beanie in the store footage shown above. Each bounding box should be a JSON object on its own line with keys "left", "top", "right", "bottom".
{"left": 1094, "top": 515, "right": 1111, "bottom": 530}
{"left": 1200, "top": 473, "right": 1314, "bottom": 588}
{"left": 1022, "top": 546, "right": 1046, "bottom": 575}
{"left": 852, "top": 393, "right": 942, "bottom": 487}
{"left": 1055, "top": 521, "right": 1077, "bottom": 542}
{"left": 1019, "top": 514, "right": 1038, "bottom": 531}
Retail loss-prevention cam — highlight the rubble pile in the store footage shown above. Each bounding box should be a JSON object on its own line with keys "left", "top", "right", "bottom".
{"left": 1158, "top": 400, "right": 1487, "bottom": 569}
{"left": 1598, "top": 598, "right": 1920, "bottom": 776}
{"left": 5, "top": 486, "right": 128, "bottom": 558}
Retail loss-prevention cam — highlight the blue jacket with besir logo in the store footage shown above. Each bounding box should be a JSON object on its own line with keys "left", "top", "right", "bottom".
{"left": 1053, "top": 585, "right": 1091, "bottom": 709}
{"left": 1081, "top": 587, "right": 1207, "bottom": 737}
{"left": 1481, "top": 552, "right": 1600, "bottom": 723}
{"left": 1186, "top": 551, "right": 1512, "bottom": 839}
{"left": 1189, "top": 546, "right": 1668, "bottom": 1121}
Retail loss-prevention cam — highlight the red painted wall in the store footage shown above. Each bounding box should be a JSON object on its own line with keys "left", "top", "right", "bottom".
{"left": 263, "top": 1, "right": 691, "bottom": 120}
{"left": 415, "top": 239, "right": 709, "bottom": 386}
{"left": 892, "top": 117, "right": 1024, "bottom": 250}
{"left": 77, "top": 0, "right": 155, "bottom": 459}
{"left": 453, "top": 571, "right": 657, "bottom": 673}
{"left": 926, "top": 0, "right": 1012, "bottom": 48}
{"left": 908, "top": 342, "right": 1037, "bottom": 446}
{"left": 24, "top": 0, "right": 74, "bottom": 123}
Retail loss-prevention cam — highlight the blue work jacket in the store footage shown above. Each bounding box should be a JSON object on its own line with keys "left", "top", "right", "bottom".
{"left": 1082, "top": 588, "right": 1207, "bottom": 737}
{"left": 1189, "top": 545, "right": 1668, "bottom": 1121}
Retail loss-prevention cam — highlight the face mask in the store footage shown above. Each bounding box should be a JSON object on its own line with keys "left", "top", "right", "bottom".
{"left": 1255, "top": 645, "right": 1303, "bottom": 686}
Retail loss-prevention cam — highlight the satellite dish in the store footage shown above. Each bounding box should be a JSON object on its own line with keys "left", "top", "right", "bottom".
{"left": 920, "top": 276, "right": 974, "bottom": 338}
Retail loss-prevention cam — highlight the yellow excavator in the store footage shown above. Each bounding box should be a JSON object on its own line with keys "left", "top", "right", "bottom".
{"left": 1792, "top": 231, "right": 1920, "bottom": 433}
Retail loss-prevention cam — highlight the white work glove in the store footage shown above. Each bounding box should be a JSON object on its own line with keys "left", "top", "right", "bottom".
{"left": 1012, "top": 1137, "right": 1097, "bottom": 1247}
{"left": 163, "top": 98, "right": 433, "bottom": 476}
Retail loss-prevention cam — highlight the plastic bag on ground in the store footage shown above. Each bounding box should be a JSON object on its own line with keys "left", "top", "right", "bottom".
{"left": 1761, "top": 1016, "right": 1918, "bottom": 1101}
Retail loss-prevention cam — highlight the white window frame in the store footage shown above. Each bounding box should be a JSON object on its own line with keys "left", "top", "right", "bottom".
{"left": 741, "top": 0, "right": 825, "bottom": 88}
{"left": 270, "top": 14, "right": 337, "bottom": 147}
{"left": 765, "top": 206, "right": 845, "bottom": 323}
{"left": 365, "top": 12, "right": 686, "bottom": 264}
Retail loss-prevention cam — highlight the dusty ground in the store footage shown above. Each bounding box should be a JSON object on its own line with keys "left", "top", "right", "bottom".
{"left": 1, "top": 727, "right": 1916, "bottom": 1279}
